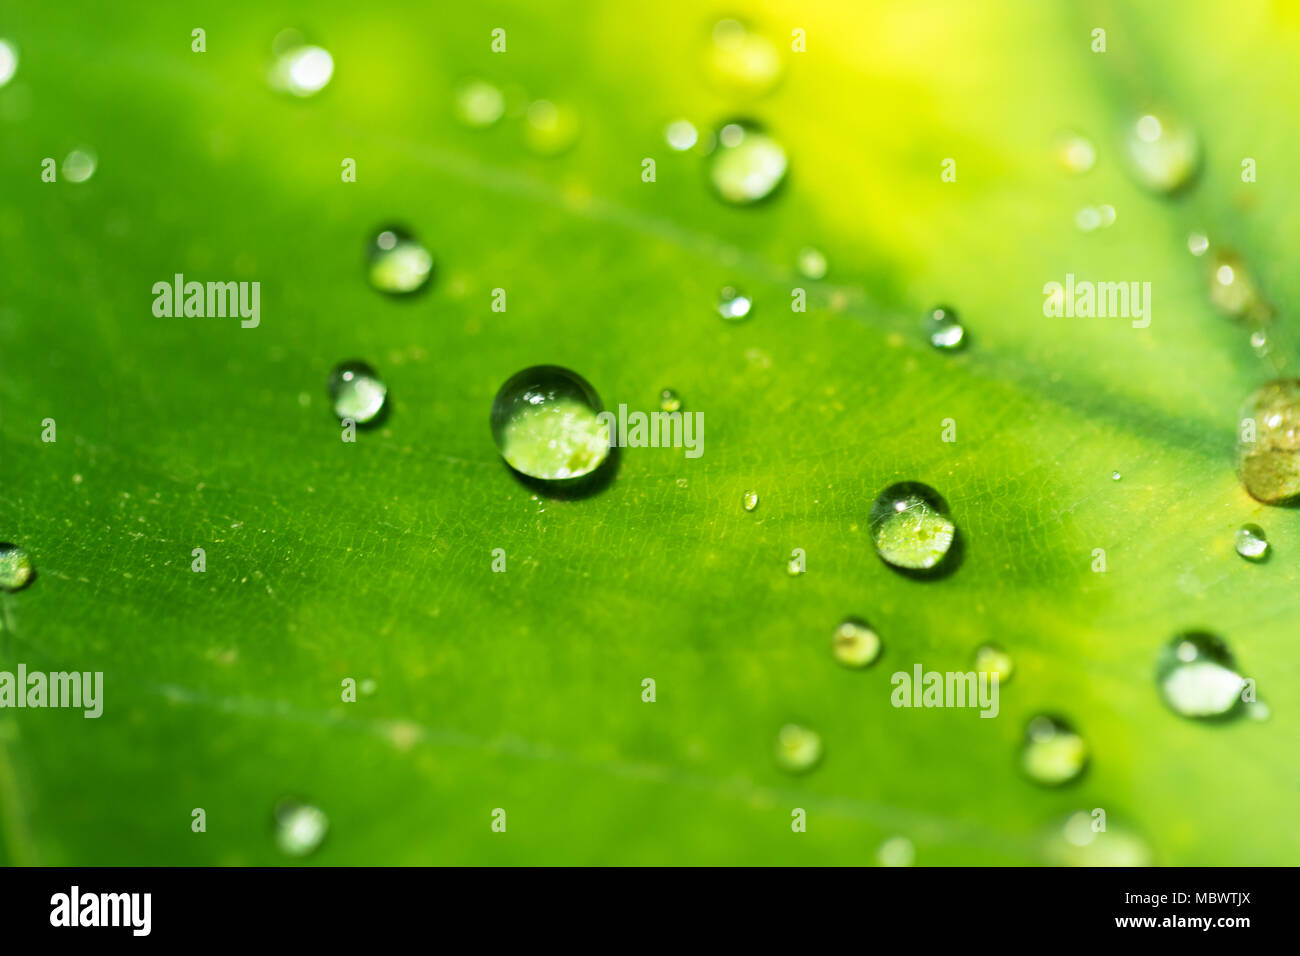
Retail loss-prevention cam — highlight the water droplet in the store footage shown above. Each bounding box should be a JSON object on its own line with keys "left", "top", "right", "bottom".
{"left": 0, "top": 39, "right": 18, "bottom": 87}
{"left": 1248, "top": 700, "right": 1271, "bottom": 721}
{"left": 1124, "top": 112, "right": 1199, "bottom": 193}
{"left": 774, "top": 723, "right": 821, "bottom": 773}
{"left": 0, "top": 543, "right": 35, "bottom": 592}
{"left": 786, "top": 556, "right": 805, "bottom": 576}
{"left": 796, "top": 246, "right": 827, "bottom": 280}
{"left": 742, "top": 490, "right": 760, "bottom": 512}
{"left": 1236, "top": 379, "right": 1300, "bottom": 504}
{"left": 717, "top": 285, "right": 752, "bottom": 321}
{"left": 706, "top": 19, "right": 783, "bottom": 96}
{"left": 1054, "top": 132, "right": 1096, "bottom": 174}
{"left": 523, "top": 100, "right": 579, "bottom": 155}
{"left": 1208, "top": 250, "right": 1265, "bottom": 320}
{"left": 328, "top": 360, "right": 388, "bottom": 425}
{"left": 268, "top": 33, "right": 333, "bottom": 97}
{"left": 1111, "top": 471, "right": 1122, "bottom": 481}
{"left": 62, "top": 149, "right": 97, "bottom": 184}
{"left": 659, "top": 388, "right": 682, "bottom": 412}
{"left": 1022, "top": 715, "right": 1088, "bottom": 786}
{"left": 708, "top": 121, "right": 787, "bottom": 204}
{"left": 1250, "top": 330, "right": 1270, "bottom": 357}
{"left": 833, "top": 618, "right": 881, "bottom": 668}
{"left": 664, "top": 119, "right": 699, "bottom": 152}
{"left": 1187, "top": 232, "right": 1209, "bottom": 256}
{"left": 1156, "top": 632, "right": 1246, "bottom": 719}
{"left": 367, "top": 226, "right": 433, "bottom": 295}
{"left": 1047, "top": 812, "right": 1151, "bottom": 866}
{"left": 877, "top": 835, "right": 915, "bottom": 867}
{"left": 491, "top": 366, "right": 610, "bottom": 481}
{"left": 1235, "top": 523, "right": 1269, "bottom": 561}
{"left": 868, "top": 482, "right": 956, "bottom": 571}
{"left": 454, "top": 79, "right": 505, "bottom": 127}
{"left": 274, "top": 800, "right": 328, "bottom": 857}
{"left": 924, "top": 306, "right": 965, "bottom": 350}
{"left": 974, "top": 644, "right": 1014, "bottom": 683}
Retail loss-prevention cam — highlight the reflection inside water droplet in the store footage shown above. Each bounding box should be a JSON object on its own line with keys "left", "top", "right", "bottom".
{"left": 868, "top": 482, "right": 956, "bottom": 571}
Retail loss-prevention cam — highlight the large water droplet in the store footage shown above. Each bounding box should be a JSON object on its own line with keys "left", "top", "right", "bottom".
{"left": 0, "top": 543, "right": 34, "bottom": 592}
{"left": 833, "top": 618, "right": 881, "bottom": 668}
{"left": 269, "top": 33, "right": 333, "bottom": 97}
{"left": 1124, "top": 112, "right": 1199, "bottom": 193}
{"left": 274, "top": 800, "right": 328, "bottom": 856}
{"left": 868, "top": 482, "right": 956, "bottom": 571}
{"left": 1156, "top": 632, "right": 1246, "bottom": 719}
{"left": 706, "top": 19, "right": 783, "bottom": 96}
{"left": 491, "top": 366, "right": 610, "bottom": 481}
{"left": 328, "top": 360, "right": 388, "bottom": 425}
{"left": 0, "top": 39, "right": 18, "bottom": 88}
{"left": 523, "top": 100, "right": 580, "bottom": 155}
{"left": 717, "top": 285, "right": 752, "bottom": 321}
{"left": 974, "top": 644, "right": 1014, "bottom": 683}
{"left": 454, "top": 79, "right": 505, "bottom": 127}
{"left": 1236, "top": 379, "right": 1300, "bottom": 504}
{"left": 1021, "top": 715, "right": 1087, "bottom": 786}
{"left": 774, "top": 723, "right": 821, "bottom": 773}
{"left": 924, "top": 306, "right": 965, "bottom": 350}
{"left": 1235, "top": 523, "right": 1269, "bottom": 561}
{"left": 367, "top": 226, "right": 433, "bottom": 295}
{"left": 708, "top": 121, "right": 787, "bottom": 204}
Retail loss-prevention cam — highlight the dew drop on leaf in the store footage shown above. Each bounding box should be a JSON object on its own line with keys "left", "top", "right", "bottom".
{"left": 367, "top": 226, "right": 433, "bottom": 295}
{"left": 833, "top": 618, "right": 881, "bottom": 668}
{"left": 706, "top": 19, "right": 783, "bottom": 96}
{"left": 742, "top": 490, "right": 759, "bottom": 512}
{"left": 708, "top": 121, "right": 787, "bottom": 204}
{"left": 0, "top": 542, "right": 34, "bottom": 592}
{"left": 273, "top": 800, "right": 328, "bottom": 857}
{"left": 1123, "top": 112, "right": 1199, "bottom": 193}
{"left": 796, "top": 246, "right": 827, "bottom": 280}
{"left": 1236, "top": 379, "right": 1300, "bottom": 504}
{"left": 774, "top": 723, "right": 821, "bottom": 773}
{"left": 659, "top": 388, "right": 682, "bottom": 412}
{"left": 868, "top": 482, "right": 956, "bottom": 571}
{"left": 974, "top": 644, "right": 1014, "bottom": 683}
{"left": 268, "top": 32, "right": 333, "bottom": 97}
{"left": 328, "top": 360, "right": 388, "bottom": 425}
{"left": 1021, "top": 715, "right": 1087, "bottom": 786}
{"left": 1156, "top": 632, "right": 1246, "bottom": 719}
{"left": 1235, "top": 523, "right": 1269, "bottom": 561}
{"left": 924, "top": 306, "right": 965, "bottom": 350}
{"left": 664, "top": 119, "right": 698, "bottom": 152}
{"left": 717, "top": 285, "right": 752, "bottom": 321}
{"left": 454, "top": 79, "right": 505, "bottom": 127}
{"left": 490, "top": 366, "right": 611, "bottom": 481}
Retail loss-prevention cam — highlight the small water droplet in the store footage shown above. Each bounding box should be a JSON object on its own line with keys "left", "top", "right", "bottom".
{"left": 786, "top": 556, "right": 805, "bottom": 576}
{"left": 708, "top": 121, "right": 787, "bottom": 204}
{"left": 659, "top": 388, "right": 682, "bottom": 412}
{"left": 877, "top": 835, "right": 915, "bottom": 867}
{"left": 0, "top": 543, "right": 35, "bottom": 592}
{"left": 1157, "top": 632, "right": 1246, "bottom": 719}
{"left": 924, "top": 306, "right": 965, "bottom": 350}
{"left": 268, "top": 33, "right": 333, "bottom": 97}
{"left": 62, "top": 149, "right": 96, "bottom": 184}
{"left": 367, "top": 226, "right": 433, "bottom": 295}
{"left": 664, "top": 119, "right": 699, "bottom": 152}
{"left": 1187, "top": 232, "right": 1209, "bottom": 256}
{"left": 796, "top": 246, "right": 827, "bottom": 280}
{"left": 1054, "top": 132, "right": 1096, "bottom": 174}
{"left": 1111, "top": 471, "right": 1122, "bottom": 481}
{"left": 491, "top": 366, "right": 610, "bottom": 481}
{"left": 328, "top": 360, "right": 388, "bottom": 425}
{"left": 717, "top": 285, "right": 752, "bottom": 321}
{"left": 1124, "top": 112, "right": 1199, "bottom": 193}
{"left": 1047, "top": 812, "right": 1151, "bottom": 866}
{"left": 742, "top": 490, "right": 760, "bottom": 512}
{"left": 454, "top": 79, "right": 505, "bottom": 127}
{"left": 868, "top": 482, "right": 956, "bottom": 571}
{"left": 1236, "top": 379, "right": 1300, "bottom": 504}
{"left": 523, "top": 100, "right": 580, "bottom": 155}
{"left": 1250, "top": 330, "right": 1270, "bottom": 357}
{"left": 0, "top": 39, "right": 18, "bottom": 87}
{"left": 833, "top": 618, "right": 881, "bottom": 668}
{"left": 1235, "top": 523, "right": 1269, "bottom": 561}
{"left": 1021, "top": 715, "right": 1088, "bottom": 786}
{"left": 706, "top": 19, "right": 783, "bottom": 96}
{"left": 974, "top": 644, "right": 1014, "bottom": 683}
{"left": 774, "top": 723, "right": 821, "bottom": 773}
{"left": 274, "top": 800, "right": 328, "bottom": 856}
{"left": 1248, "top": 700, "right": 1270, "bottom": 721}
{"left": 1207, "top": 249, "right": 1266, "bottom": 321}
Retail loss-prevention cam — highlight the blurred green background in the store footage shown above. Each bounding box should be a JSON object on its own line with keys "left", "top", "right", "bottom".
{"left": 1, "top": 0, "right": 1297, "bottom": 865}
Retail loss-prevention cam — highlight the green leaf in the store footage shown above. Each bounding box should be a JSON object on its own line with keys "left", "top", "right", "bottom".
{"left": 1, "top": 1, "right": 1296, "bottom": 865}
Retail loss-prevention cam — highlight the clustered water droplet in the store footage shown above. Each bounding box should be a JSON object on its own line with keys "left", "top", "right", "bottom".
{"left": 1021, "top": 715, "right": 1088, "bottom": 786}
{"left": 0, "top": 543, "right": 34, "bottom": 592}
{"left": 491, "top": 366, "right": 611, "bottom": 481}
{"left": 1156, "top": 632, "right": 1246, "bottom": 719}
{"left": 868, "top": 482, "right": 956, "bottom": 571}
{"left": 833, "top": 618, "right": 881, "bottom": 668}
{"left": 1236, "top": 379, "right": 1300, "bottom": 504}
{"left": 328, "top": 360, "right": 388, "bottom": 425}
